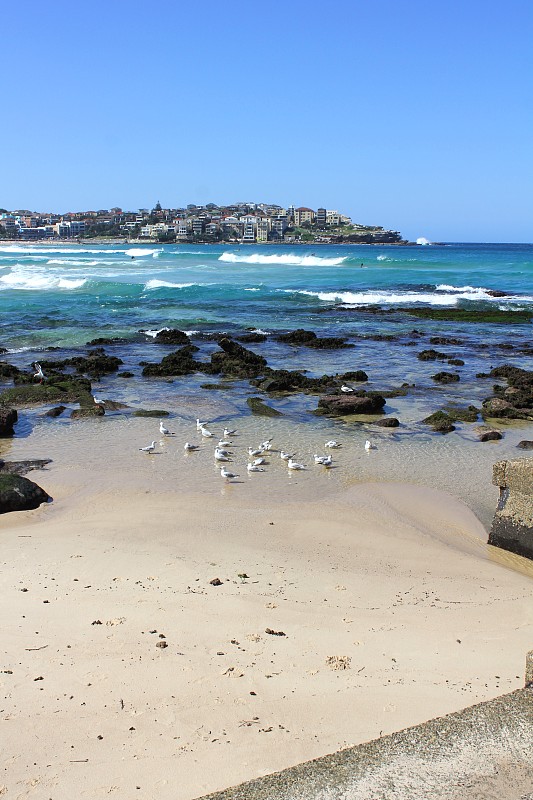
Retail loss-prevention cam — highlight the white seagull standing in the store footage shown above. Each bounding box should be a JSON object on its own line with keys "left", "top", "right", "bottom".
{"left": 184, "top": 442, "right": 199, "bottom": 451}
{"left": 314, "top": 454, "right": 333, "bottom": 466}
{"left": 33, "top": 363, "right": 45, "bottom": 383}
{"left": 260, "top": 438, "right": 273, "bottom": 450}
{"left": 223, "top": 427, "right": 237, "bottom": 437}
{"left": 139, "top": 441, "right": 157, "bottom": 454}
{"left": 325, "top": 440, "right": 341, "bottom": 448}
{"left": 201, "top": 427, "right": 215, "bottom": 438}
{"left": 247, "top": 463, "right": 265, "bottom": 473}
{"left": 159, "top": 420, "right": 174, "bottom": 436}
{"left": 220, "top": 466, "right": 239, "bottom": 481}
{"left": 248, "top": 447, "right": 264, "bottom": 457}
{"left": 280, "top": 451, "right": 296, "bottom": 461}
{"left": 365, "top": 440, "right": 375, "bottom": 451}
{"left": 196, "top": 418, "right": 209, "bottom": 430}
{"left": 287, "top": 458, "right": 306, "bottom": 470}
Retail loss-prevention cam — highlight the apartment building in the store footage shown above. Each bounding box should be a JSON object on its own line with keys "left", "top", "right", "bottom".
{"left": 294, "top": 207, "right": 315, "bottom": 226}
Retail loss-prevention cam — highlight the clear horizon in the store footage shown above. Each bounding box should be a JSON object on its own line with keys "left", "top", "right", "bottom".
{"left": 1, "top": 0, "right": 532, "bottom": 243}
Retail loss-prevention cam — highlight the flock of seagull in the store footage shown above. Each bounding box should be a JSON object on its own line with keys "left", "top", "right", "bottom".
{"left": 139, "top": 418, "right": 376, "bottom": 482}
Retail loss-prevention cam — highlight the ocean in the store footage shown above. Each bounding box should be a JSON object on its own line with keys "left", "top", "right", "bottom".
{"left": 1, "top": 241, "right": 532, "bottom": 528}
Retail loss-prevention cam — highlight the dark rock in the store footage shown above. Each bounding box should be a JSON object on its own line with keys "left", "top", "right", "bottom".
{"left": 156, "top": 641, "right": 168, "bottom": 649}
{"left": 447, "top": 359, "right": 465, "bottom": 366}
{"left": 70, "top": 406, "right": 105, "bottom": 419}
{"left": 276, "top": 329, "right": 317, "bottom": 344}
{"left": 429, "top": 337, "right": 464, "bottom": 346}
{"left": 132, "top": 409, "right": 169, "bottom": 417}
{"left": 118, "top": 371, "right": 134, "bottom": 378}
{"left": 0, "top": 361, "right": 20, "bottom": 379}
{"left": 0, "top": 458, "right": 52, "bottom": 476}
{"left": 404, "top": 308, "right": 532, "bottom": 324}
{"left": 1, "top": 378, "right": 93, "bottom": 407}
{"left": 307, "top": 337, "right": 352, "bottom": 349}
{"left": 341, "top": 370, "right": 368, "bottom": 382}
{"left": 236, "top": 333, "right": 267, "bottom": 343}
{"left": 154, "top": 328, "right": 190, "bottom": 345}
{"left": 44, "top": 406, "right": 67, "bottom": 418}
{"left": 485, "top": 289, "right": 509, "bottom": 297}
{"left": 0, "top": 347, "right": 7, "bottom": 354}
{"left": 86, "top": 337, "right": 130, "bottom": 346}
{"left": 444, "top": 405, "right": 479, "bottom": 423}
{"left": 255, "top": 369, "right": 339, "bottom": 394}
{"left": 317, "top": 393, "right": 386, "bottom": 416}
{"left": 423, "top": 411, "right": 456, "bottom": 434}
{"left": 246, "top": 397, "right": 283, "bottom": 417}
{"left": 142, "top": 345, "right": 201, "bottom": 377}
{"left": 374, "top": 417, "right": 400, "bottom": 427}
{"left": 517, "top": 440, "right": 533, "bottom": 450}
{"left": 476, "top": 428, "right": 503, "bottom": 442}
{"left": 209, "top": 338, "right": 267, "bottom": 379}
{"left": 0, "top": 407, "right": 17, "bottom": 437}
{"left": 431, "top": 372, "right": 460, "bottom": 384}
{"left": 0, "top": 473, "right": 51, "bottom": 514}
{"left": 210, "top": 578, "right": 223, "bottom": 586}
{"left": 200, "top": 382, "right": 233, "bottom": 390}
{"left": 418, "top": 349, "right": 449, "bottom": 361}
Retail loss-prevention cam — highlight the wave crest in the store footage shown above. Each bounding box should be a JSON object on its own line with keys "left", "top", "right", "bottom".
{"left": 219, "top": 252, "right": 347, "bottom": 267}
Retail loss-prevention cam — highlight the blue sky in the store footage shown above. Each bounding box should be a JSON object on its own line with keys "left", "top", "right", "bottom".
{"left": 1, "top": 0, "right": 532, "bottom": 242}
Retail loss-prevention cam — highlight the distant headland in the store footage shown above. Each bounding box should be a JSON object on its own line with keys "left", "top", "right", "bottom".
{"left": 0, "top": 201, "right": 410, "bottom": 245}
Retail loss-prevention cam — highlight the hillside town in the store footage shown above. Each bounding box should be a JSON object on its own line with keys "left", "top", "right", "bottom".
{"left": 0, "top": 202, "right": 405, "bottom": 244}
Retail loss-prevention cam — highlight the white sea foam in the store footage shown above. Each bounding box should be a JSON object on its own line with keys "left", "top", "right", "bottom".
{"left": 144, "top": 279, "right": 195, "bottom": 290}
{"left": 142, "top": 328, "right": 168, "bottom": 338}
{"left": 244, "top": 287, "right": 261, "bottom": 291}
{"left": 377, "top": 255, "right": 389, "bottom": 261}
{"left": 125, "top": 248, "right": 161, "bottom": 257}
{"left": 47, "top": 259, "right": 100, "bottom": 267}
{"left": 219, "top": 252, "right": 347, "bottom": 267}
{"left": 0, "top": 271, "right": 87, "bottom": 290}
{"left": 282, "top": 286, "right": 526, "bottom": 306}
{"left": 0, "top": 245, "right": 160, "bottom": 257}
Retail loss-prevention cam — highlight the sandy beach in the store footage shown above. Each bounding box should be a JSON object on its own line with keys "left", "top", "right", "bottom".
{"left": 2, "top": 451, "right": 532, "bottom": 799}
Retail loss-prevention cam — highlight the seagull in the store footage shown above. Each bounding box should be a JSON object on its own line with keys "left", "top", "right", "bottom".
{"left": 223, "top": 427, "right": 237, "bottom": 437}
{"left": 251, "top": 457, "right": 266, "bottom": 466}
{"left": 159, "top": 420, "right": 174, "bottom": 436}
{"left": 247, "top": 463, "right": 265, "bottom": 472}
{"left": 218, "top": 439, "right": 232, "bottom": 447}
{"left": 214, "top": 451, "right": 232, "bottom": 462}
{"left": 215, "top": 446, "right": 232, "bottom": 456}
{"left": 325, "top": 441, "right": 341, "bottom": 448}
{"left": 287, "top": 458, "right": 306, "bottom": 470}
{"left": 220, "top": 466, "right": 239, "bottom": 481}
{"left": 33, "top": 363, "right": 45, "bottom": 383}
{"left": 340, "top": 384, "right": 354, "bottom": 393}
{"left": 201, "top": 427, "right": 215, "bottom": 438}
{"left": 260, "top": 438, "right": 273, "bottom": 450}
{"left": 93, "top": 394, "right": 105, "bottom": 408}
{"left": 248, "top": 447, "right": 264, "bottom": 457}
{"left": 314, "top": 454, "right": 333, "bottom": 466}
{"left": 280, "top": 451, "right": 296, "bottom": 461}
{"left": 184, "top": 442, "right": 199, "bottom": 451}
{"left": 196, "top": 418, "right": 209, "bottom": 430}
{"left": 139, "top": 441, "right": 157, "bottom": 454}
{"left": 365, "top": 440, "right": 376, "bottom": 451}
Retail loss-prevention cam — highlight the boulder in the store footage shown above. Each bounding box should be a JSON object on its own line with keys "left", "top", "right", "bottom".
{"left": 70, "top": 405, "right": 105, "bottom": 419}
{"left": 0, "top": 407, "right": 17, "bottom": 437}
{"left": 447, "top": 359, "right": 465, "bottom": 366}
{"left": 44, "top": 405, "right": 67, "bottom": 418}
{"left": 209, "top": 338, "right": 267, "bottom": 379}
{"left": 374, "top": 417, "right": 400, "bottom": 427}
{"left": 517, "top": 440, "right": 533, "bottom": 450}
{"left": 132, "top": 409, "right": 169, "bottom": 417}
{"left": 0, "top": 473, "right": 51, "bottom": 514}
{"left": 246, "top": 397, "right": 283, "bottom": 417}
{"left": 2, "top": 378, "right": 93, "bottom": 407}
{"left": 422, "top": 411, "right": 456, "bottom": 434}
{"left": 317, "top": 393, "right": 386, "bottom": 416}
{"left": 0, "top": 458, "right": 52, "bottom": 476}
{"left": 142, "top": 345, "right": 201, "bottom": 377}
{"left": 489, "top": 459, "right": 533, "bottom": 559}
{"left": 276, "top": 329, "right": 317, "bottom": 345}
{"left": 0, "top": 361, "right": 20, "bottom": 379}
{"left": 341, "top": 370, "right": 368, "bottom": 382}
{"left": 236, "top": 333, "right": 267, "bottom": 343}
{"left": 154, "top": 328, "right": 190, "bottom": 345}
{"left": 475, "top": 427, "right": 503, "bottom": 442}
{"left": 418, "top": 349, "right": 449, "bottom": 361}
{"left": 431, "top": 372, "right": 460, "bottom": 384}
{"left": 429, "top": 337, "right": 464, "bottom": 346}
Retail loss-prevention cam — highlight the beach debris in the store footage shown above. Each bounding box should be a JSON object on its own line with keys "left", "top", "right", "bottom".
{"left": 210, "top": 578, "right": 223, "bottom": 586}
{"left": 237, "top": 573, "right": 249, "bottom": 582}
{"left": 106, "top": 617, "right": 126, "bottom": 626}
{"left": 34, "top": 676, "right": 44, "bottom": 681}
{"left": 156, "top": 640, "right": 168, "bottom": 649}
{"left": 326, "top": 655, "right": 352, "bottom": 670}
{"left": 246, "top": 633, "right": 262, "bottom": 642}
{"left": 91, "top": 620, "right": 103, "bottom": 625}
{"left": 265, "top": 628, "right": 286, "bottom": 637}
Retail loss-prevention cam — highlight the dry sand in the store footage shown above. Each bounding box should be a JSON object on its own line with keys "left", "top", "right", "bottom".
{"left": 1, "top": 468, "right": 532, "bottom": 799}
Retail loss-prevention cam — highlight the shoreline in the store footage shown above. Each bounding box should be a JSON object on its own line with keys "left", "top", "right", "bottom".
{"left": 1, "top": 468, "right": 532, "bottom": 799}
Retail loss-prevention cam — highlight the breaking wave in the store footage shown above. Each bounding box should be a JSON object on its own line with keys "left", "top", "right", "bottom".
{"left": 219, "top": 252, "right": 347, "bottom": 267}
{"left": 144, "top": 279, "right": 196, "bottom": 290}
{"left": 0, "top": 272, "right": 87, "bottom": 290}
{"left": 283, "top": 285, "right": 531, "bottom": 306}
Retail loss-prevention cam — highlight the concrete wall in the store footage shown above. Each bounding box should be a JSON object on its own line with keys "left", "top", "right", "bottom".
{"left": 197, "top": 655, "right": 533, "bottom": 800}
{"left": 489, "top": 458, "right": 533, "bottom": 560}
